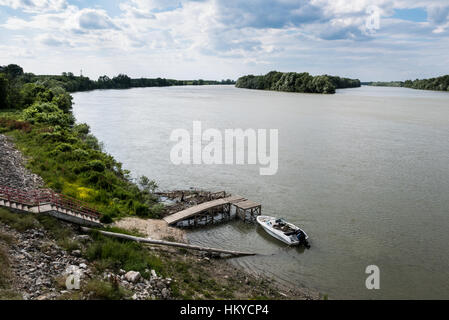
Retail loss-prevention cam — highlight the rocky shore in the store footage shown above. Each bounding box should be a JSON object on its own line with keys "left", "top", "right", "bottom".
{"left": 0, "top": 133, "right": 318, "bottom": 300}
{"left": 0, "top": 221, "right": 172, "bottom": 300}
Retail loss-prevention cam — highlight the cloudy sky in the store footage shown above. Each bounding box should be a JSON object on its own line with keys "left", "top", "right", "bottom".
{"left": 1, "top": 0, "right": 449, "bottom": 81}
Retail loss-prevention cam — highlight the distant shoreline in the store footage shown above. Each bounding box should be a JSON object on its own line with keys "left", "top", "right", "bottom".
{"left": 361, "top": 75, "right": 449, "bottom": 92}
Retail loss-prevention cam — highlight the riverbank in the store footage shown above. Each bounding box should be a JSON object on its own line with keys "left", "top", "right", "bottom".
{"left": 0, "top": 130, "right": 319, "bottom": 300}
{"left": 1, "top": 65, "right": 321, "bottom": 299}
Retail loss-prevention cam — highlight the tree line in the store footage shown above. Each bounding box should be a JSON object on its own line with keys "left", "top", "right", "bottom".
{"left": 235, "top": 71, "right": 361, "bottom": 94}
{"left": 0, "top": 64, "right": 235, "bottom": 109}
{"left": 364, "top": 75, "right": 449, "bottom": 92}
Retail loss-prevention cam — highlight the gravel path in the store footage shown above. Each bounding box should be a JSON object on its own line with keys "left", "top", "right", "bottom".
{"left": 0, "top": 134, "right": 43, "bottom": 190}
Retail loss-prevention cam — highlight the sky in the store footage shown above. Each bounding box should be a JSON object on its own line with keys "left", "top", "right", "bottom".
{"left": 0, "top": 0, "right": 449, "bottom": 81}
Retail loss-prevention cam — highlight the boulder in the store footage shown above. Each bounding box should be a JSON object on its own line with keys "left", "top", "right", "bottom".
{"left": 125, "top": 271, "right": 141, "bottom": 283}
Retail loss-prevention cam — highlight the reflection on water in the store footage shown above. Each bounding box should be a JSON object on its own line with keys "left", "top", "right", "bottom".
{"left": 73, "top": 85, "right": 449, "bottom": 299}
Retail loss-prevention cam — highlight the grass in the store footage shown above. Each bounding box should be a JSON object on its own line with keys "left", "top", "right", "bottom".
{"left": 157, "top": 250, "right": 282, "bottom": 300}
{"left": 0, "top": 244, "right": 10, "bottom": 289}
{"left": 0, "top": 208, "right": 80, "bottom": 252}
{"left": 1, "top": 77, "right": 164, "bottom": 223}
{"left": 84, "top": 232, "right": 163, "bottom": 277}
{"left": 0, "top": 231, "right": 22, "bottom": 300}
{"left": 0, "top": 233, "right": 14, "bottom": 245}
{"left": 0, "top": 208, "right": 289, "bottom": 300}
{"left": 0, "top": 208, "right": 38, "bottom": 231}
{"left": 84, "top": 279, "right": 131, "bottom": 300}
{"left": 54, "top": 277, "right": 131, "bottom": 300}
{"left": 36, "top": 214, "right": 73, "bottom": 239}
{"left": 3, "top": 120, "right": 162, "bottom": 222}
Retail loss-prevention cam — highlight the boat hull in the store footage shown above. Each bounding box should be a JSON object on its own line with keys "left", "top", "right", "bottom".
{"left": 256, "top": 215, "right": 308, "bottom": 246}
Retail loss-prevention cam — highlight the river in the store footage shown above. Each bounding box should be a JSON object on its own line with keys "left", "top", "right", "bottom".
{"left": 73, "top": 85, "right": 449, "bottom": 299}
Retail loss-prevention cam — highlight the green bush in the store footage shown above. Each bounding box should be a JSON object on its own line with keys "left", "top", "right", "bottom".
{"left": 52, "top": 92, "right": 72, "bottom": 112}
{"left": 150, "top": 203, "right": 165, "bottom": 218}
{"left": 84, "top": 134, "right": 102, "bottom": 151}
{"left": 2, "top": 64, "right": 161, "bottom": 220}
{"left": 100, "top": 215, "right": 113, "bottom": 224}
{"left": 38, "top": 131, "right": 65, "bottom": 142}
{"left": 23, "top": 102, "right": 74, "bottom": 126}
{"left": 88, "top": 160, "right": 106, "bottom": 172}
{"left": 135, "top": 203, "right": 150, "bottom": 217}
{"left": 72, "top": 148, "right": 89, "bottom": 160}
{"left": 54, "top": 143, "right": 73, "bottom": 153}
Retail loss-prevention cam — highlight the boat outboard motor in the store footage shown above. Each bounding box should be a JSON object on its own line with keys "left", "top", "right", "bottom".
{"left": 296, "top": 230, "right": 311, "bottom": 249}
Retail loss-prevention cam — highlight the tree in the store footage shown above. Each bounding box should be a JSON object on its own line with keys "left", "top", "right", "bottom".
{"left": 236, "top": 71, "right": 359, "bottom": 94}
{"left": 0, "top": 73, "right": 9, "bottom": 109}
{"left": 112, "top": 74, "right": 131, "bottom": 89}
{"left": 138, "top": 175, "right": 158, "bottom": 194}
{"left": 2, "top": 64, "right": 24, "bottom": 79}
{"left": 52, "top": 92, "right": 73, "bottom": 112}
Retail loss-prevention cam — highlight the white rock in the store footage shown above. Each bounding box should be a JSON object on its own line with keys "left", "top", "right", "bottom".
{"left": 74, "top": 235, "right": 91, "bottom": 242}
{"left": 63, "top": 265, "right": 84, "bottom": 279}
{"left": 151, "top": 269, "right": 157, "bottom": 278}
{"left": 79, "top": 263, "right": 87, "bottom": 269}
{"left": 64, "top": 265, "right": 80, "bottom": 275}
{"left": 125, "top": 271, "right": 141, "bottom": 283}
{"left": 71, "top": 250, "right": 81, "bottom": 257}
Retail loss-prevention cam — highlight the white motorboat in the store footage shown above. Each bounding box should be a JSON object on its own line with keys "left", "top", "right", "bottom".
{"left": 256, "top": 215, "right": 310, "bottom": 247}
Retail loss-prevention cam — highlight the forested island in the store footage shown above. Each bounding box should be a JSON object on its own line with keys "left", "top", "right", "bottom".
{"left": 235, "top": 71, "right": 361, "bottom": 94}
{"left": 363, "top": 75, "right": 449, "bottom": 92}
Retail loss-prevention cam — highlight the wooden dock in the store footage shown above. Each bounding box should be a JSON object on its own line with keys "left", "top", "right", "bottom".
{"left": 163, "top": 194, "right": 261, "bottom": 226}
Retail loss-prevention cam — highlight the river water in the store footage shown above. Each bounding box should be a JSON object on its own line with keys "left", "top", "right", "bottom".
{"left": 73, "top": 85, "right": 449, "bottom": 299}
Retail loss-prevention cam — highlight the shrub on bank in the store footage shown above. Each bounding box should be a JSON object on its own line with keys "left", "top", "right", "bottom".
{"left": 23, "top": 102, "right": 75, "bottom": 126}
{"left": 0, "top": 69, "right": 162, "bottom": 221}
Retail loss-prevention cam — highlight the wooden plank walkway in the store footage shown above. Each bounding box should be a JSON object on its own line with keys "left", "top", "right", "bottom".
{"left": 163, "top": 195, "right": 247, "bottom": 225}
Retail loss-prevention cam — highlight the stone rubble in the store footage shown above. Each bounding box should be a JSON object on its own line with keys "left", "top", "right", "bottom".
{"left": 104, "top": 269, "right": 172, "bottom": 300}
{"left": 0, "top": 223, "right": 90, "bottom": 300}
{"left": 0, "top": 134, "right": 43, "bottom": 190}
{"left": 0, "top": 222, "right": 172, "bottom": 300}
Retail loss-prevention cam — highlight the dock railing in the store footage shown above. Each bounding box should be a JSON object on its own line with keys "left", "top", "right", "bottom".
{"left": 0, "top": 184, "right": 101, "bottom": 219}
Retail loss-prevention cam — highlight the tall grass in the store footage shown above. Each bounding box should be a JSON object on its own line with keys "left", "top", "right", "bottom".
{"left": 0, "top": 208, "right": 38, "bottom": 231}
{"left": 85, "top": 233, "right": 163, "bottom": 275}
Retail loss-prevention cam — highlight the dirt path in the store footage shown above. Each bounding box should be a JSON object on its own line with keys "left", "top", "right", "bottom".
{"left": 113, "top": 217, "right": 187, "bottom": 243}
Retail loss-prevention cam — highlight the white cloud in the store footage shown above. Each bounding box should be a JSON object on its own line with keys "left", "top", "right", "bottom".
{"left": 76, "top": 8, "right": 119, "bottom": 30}
{"left": 0, "top": 0, "right": 449, "bottom": 80}
{"left": 0, "top": 0, "right": 67, "bottom": 13}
